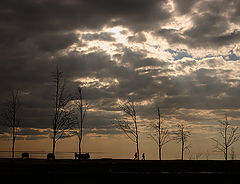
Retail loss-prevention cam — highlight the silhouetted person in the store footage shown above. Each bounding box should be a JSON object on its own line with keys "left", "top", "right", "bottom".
{"left": 134, "top": 152, "right": 138, "bottom": 160}
{"left": 142, "top": 153, "right": 145, "bottom": 160}
{"left": 74, "top": 152, "right": 78, "bottom": 159}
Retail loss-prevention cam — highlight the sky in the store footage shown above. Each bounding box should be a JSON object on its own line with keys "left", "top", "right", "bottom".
{"left": 1, "top": 0, "right": 240, "bottom": 160}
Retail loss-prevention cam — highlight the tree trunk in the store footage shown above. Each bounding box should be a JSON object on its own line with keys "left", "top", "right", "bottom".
{"left": 78, "top": 87, "right": 84, "bottom": 155}
{"left": 12, "top": 100, "right": 16, "bottom": 160}
{"left": 52, "top": 66, "right": 59, "bottom": 156}
{"left": 225, "top": 147, "right": 228, "bottom": 160}
{"left": 52, "top": 131, "right": 56, "bottom": 155}
{"left": 78, "top": 137, "right": 82, "bottom": 154}
{"left": 134, "top": 118, "right": 139, "bottom": 160}
{"left": 181, "top": 140, "right": 184, "bottom": 160}
{"left": 136, "top": 135, "right": 139, "bottom": 160}
{"left": 159, "top": 146, "right": 162, "bottom": 161}
{"left": 224, "top": 113, "right": 228, "bottom": 161}
{"left": 12, "top": 135, "right": 15, "bottom": 159}
{"left": 158, "top": 107, "right": 161, "bottom": 160}
{"left": 79, "top": 113, "right": 83, "bottom": 154}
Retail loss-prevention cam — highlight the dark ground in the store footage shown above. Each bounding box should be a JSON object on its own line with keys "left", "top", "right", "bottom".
{"left": 1, "top": 158, "right": 240, "bottom": 182}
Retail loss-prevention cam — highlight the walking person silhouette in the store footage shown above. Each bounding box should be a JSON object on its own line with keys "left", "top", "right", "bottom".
{"left": 134, "top": 152, "right": 138, "bottom": 160}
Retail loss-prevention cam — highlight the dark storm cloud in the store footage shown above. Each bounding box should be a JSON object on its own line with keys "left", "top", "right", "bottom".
{"left": 0, "top": 0, "right": 171, "bottom": 108}
{"left": 0, "top": 47, "right": 161, "bottom": 130}
{"left": 0, "top": 0, "right": 170, "bottom": 34}
{"left": 156, "top": 0, "right": 240, "bottom": 48}
{"left": 173, "top": 0, "right": 198, "bottom": 15}
{"left": 17, "top": 128, "right": 49, "bottom": 136}
{"left": 1, "top": 127, "right": 50, "bottom": 140}
{"left": 229, "top": 0, "right": 240, "bottom": 23}
{"left": 121, "top": 48, "right": 169, "bottom": 69}
{"left": 54, "top": 50, "right": 162, "bottom": 102}
{"left": 155, "top": 28, "right": 185, "bottom": 45}
{"left": 183, "top": 12, "right": 240, "bottom": 48}
{"left": 0, "top": 0, "right": 171, "bottom": 75}
{"left": 1, "top": 0, "right": 240, "bottom": 137}
{"left": 154, "top": 68, "right": 240, "bottom": 110}
{"left": 35, "top": 32, "right": 79, "bottom": 52}
{"left": 156, "top": 26, "right": 240, "bottom": 49}
{"left": 2, "top": 45, "right": 240, "bottom": 131}
{"left": 54, "top": 51, "right": 123, "bottom": 80}
{"left": 84, "top": 110, "right": 119, "bottom": 130}
{"left": 127, "top": 32, "right": 147, "bottom": 43}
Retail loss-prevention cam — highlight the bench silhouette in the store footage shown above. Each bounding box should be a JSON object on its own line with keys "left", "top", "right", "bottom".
{"left": 22, "top": 152, "right": 29, "bottom": 159}
{"left": 74, "top": 152, "right": 90, "bottom": 160}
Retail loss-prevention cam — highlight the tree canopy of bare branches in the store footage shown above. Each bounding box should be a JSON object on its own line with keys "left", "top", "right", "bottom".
{"left": 51, "top": 66, "right": 76, "bottom": 156}
{"left": 74, "top": 87, "right": 88, "bottom": 154}
{"left": 117, "top": 96, "right": 140, "bottom": 160}
{"left": 212, "top": 113, "right": 240, "bottom": 160}
{"left": 1, "top": 90, "right": 21, "bottom": 159}
{"left": 174, "top": 122, "right": 191, "bottom": 160}
{"left": 150, "top": 107, "right": 171, "bottom": 160}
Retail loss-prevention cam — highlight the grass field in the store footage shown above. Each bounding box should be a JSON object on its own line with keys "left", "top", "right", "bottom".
{"left": 1, "top": 158, "right": 239, "bottom": 181}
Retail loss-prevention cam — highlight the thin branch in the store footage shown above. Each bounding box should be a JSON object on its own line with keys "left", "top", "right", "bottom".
{"left": 117, "top": 120, "right": 137, "bottom": 143}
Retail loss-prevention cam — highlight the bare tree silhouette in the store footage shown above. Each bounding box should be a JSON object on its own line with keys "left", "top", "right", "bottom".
{"left": 74, "top": 87, "right": 88, "bottom": 154}
{"left": 174, "top": 122, "right": 191, "bottom": 160}
{"left": 51, "top": 65, "right": 76, "bottom": 156}
{"left": 150, "top": 107, "right": 171, "bottom": 160}
{"left": 212, "top": 113, "right": 240, "bottom": 160}
{"left": 117, "top": 96, "right": 140, "bottom": 160}
{"left": 1, "top": 90, "right": 21, "bottom": 159}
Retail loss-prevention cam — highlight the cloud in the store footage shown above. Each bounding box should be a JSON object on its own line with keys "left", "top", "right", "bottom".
{"left": 127, "top": 32, "right": 147, "bottom": 43}
{"left": 82, "top": 32, "right": 116, "bottom": 42}
{"left": 154, "top": 0, "right": 240, "bottom": 49}
{"left": 24, "top": 135, "right": 48, "bottom": 140}
{"left": 1, "top": 0, "right": 240, "bottom": 144}
{"left": 1, "top": 45, "right": 240, "bottom": 133}
{"left": 173, "top": 0, "right": 198, "bottom": 15}
{"left": 35, "top": 32, "right": 79, "bottom": 52}
{"left": 17, "top": 128, "right": 49, "bottom": 136}
{"left": 0, "top": 0, "right": 171, "bottom": 34}
{"left": 156, "top": 19, "right": 240, "bottom": 49}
